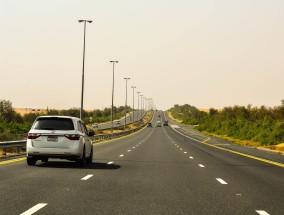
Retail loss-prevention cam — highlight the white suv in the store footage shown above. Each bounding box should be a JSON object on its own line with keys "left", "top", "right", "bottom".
{"left": 26, "top": 116, "right": 93, "bottom": 167}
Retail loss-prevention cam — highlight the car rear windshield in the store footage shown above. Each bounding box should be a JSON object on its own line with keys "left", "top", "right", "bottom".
{"left": 33, "top": 118, "right": 74, "bottom": 130}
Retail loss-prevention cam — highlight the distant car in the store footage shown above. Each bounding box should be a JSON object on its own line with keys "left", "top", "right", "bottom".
{"left": 163, "top": 120, "right": 169, "bottom": 126}
{"left": 147, "top": 122, "right": 152, "bottom": 127}
{"left": 158, "top": 115, "right": 161, "bottom": 117}
{"left": 156, "top": 121, "right": 162, "bottom": 127}
{"left": 26, "top": 116, "right": 93, "bottom": 167}
{"left": 115, "top": 120, "right": 121, "bottom": 125}
{"left": 92, "top": 123, "right": 98, "bottom": 128}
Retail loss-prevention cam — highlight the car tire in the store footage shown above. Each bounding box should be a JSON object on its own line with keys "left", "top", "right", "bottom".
{"left": 87, "top": 147, "right": 93, "bottom": 164}
{"left": 41, "top": 158, "right": 48, "bottom": 163}
{"left": 76, "top": 148, "right": 86, "bottom": 167}
{"left": 27, "top": 157, "right": 36, "bottom": 166}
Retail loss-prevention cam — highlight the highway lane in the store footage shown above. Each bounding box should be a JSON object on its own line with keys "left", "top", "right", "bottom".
{"left": 0, "top": 111, "right": 283, "bottom": 214}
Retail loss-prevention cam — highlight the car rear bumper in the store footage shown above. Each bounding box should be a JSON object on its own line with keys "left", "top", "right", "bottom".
{"left": 27, "top": 153, "right": 82, "bottom": 160}
{"left": 26, "top": 140, "right": 83, "bottom": 160}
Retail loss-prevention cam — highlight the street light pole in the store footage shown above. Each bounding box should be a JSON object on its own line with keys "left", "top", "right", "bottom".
{"left": 137, "top": 92, "right": 141, "bottom": 122}
{"left": 143, "top": 97, "right": 145, "bottom": 113}
{"left": 131, "top": 86, "right": 136, "bottom": 124}
{"left": 110, "top": 61, "right": 118, "bottom": 137}
{"left": 79, "top": 19, "right": 92, "bottom": 119}
{"left": 149, "top": 98, "right": 152, "bottom": 110}
{"left": 124, "top": 78, "right": 130, "bottom": 129}
{"left": 145, "top": 98, "right": 148, "bottom": 112}
{"left": 140, "top": 95, "right": 143, "bottom": 119}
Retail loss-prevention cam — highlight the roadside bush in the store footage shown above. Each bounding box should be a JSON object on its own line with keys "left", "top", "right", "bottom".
{"left": 170, "top": 101, "right": 284, "bottom": 146}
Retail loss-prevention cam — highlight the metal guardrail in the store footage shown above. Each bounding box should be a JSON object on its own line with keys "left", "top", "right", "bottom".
{"left": 0, "top": 140, "right": 27, "bottom": 156}
{"left": 0, "top": 121, "right": 148, "bottom": 156}
{"left": 92, "top": 123, "right": 145, "bottom": 142}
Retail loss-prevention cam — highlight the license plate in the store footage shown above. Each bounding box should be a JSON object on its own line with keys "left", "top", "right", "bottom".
{"left": 47, "top": 136, "right": 58, "bottom": 142}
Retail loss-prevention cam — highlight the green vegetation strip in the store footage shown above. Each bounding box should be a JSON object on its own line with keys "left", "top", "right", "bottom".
{"left": 169, "top": 101, "right": 284, "bottom": 147}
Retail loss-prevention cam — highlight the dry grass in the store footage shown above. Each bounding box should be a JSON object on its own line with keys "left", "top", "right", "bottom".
{"left": 202, "top": 132, "right": 260, "bottom": 147}
{"left": 260, "top": 143, "right": 284, "bottom": 152}
{"left": 0, "top": 148, "right": 25, "bottom": 157}
{"left": 167, "top": 112, "right": 182, "bottom": 123}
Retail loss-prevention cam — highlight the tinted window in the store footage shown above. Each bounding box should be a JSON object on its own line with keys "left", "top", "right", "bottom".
{"left": 77, "top": 122, "right": 83, "bottom": 133}
{"left": 81, "top": 123, "right": 88, "bottom": 134}
{"left": 33, "top": 118, "right": 74, "bottom": 130}
{"left": 78, "top": 122, "right": 87, "bottom": 134}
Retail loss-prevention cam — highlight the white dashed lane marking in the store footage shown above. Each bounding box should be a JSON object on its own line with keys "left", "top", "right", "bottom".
{"left": 127, "top": 150, "right": 131, "bottom": 152}
{"left": 184, "top": 152, "right": 187, "bottom": 154}
{"left": 107, "top": 161, "right": 113, "bottom": 165}
{"left": 198, "top": 164, "right": 205, "bottom": 168}
{"left": 256, "top": 210, "right": 270, "bottom": 215}
{"left": 216, "top": 178, "right": 228, "bottom": 185}
{"left": 189, "top": 156, "right": 194, "bottom": 159}
{"left": 20, "top": 203, "right": 48, "bottom": 215}
{"left": 119, "top": 154, "right": 124, "bottom": 157}
{"left": 81, "top": 174, "right": 94, "bottom": 180}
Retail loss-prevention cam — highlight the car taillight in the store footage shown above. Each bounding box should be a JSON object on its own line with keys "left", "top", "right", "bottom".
{"left": 28, "top": 133, "right": 41, "bottom": 139}
{"left": 65, "top": 134, "right": 80, "bottom": 140}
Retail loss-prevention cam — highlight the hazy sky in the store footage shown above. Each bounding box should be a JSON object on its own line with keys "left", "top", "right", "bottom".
{"left": 1, "top": 0, "right": 284, "bottom": 110}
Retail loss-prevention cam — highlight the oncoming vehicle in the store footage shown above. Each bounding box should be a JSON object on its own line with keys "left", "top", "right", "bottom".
{"left": 163, "top": 120, "right": 169, "bottom": 126}
{"left": 92, "top": 123, "right": 99, "bottom": 128}
{"left": 26, "top": 116, "right": 94, "bottom": 167}
{"left": 115, "top": 120, "right": 121, "bottom": 125}
{"left": 147, "top": 122, "right": 152, "bottom": 127}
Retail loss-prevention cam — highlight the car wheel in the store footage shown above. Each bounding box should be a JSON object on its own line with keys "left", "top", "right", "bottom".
{"left": 27, "top": 157, "right": 36, "bottom": 166}
{"left": 41, "top": 158, "right": 48, "bottom": 163}
{"left": 76, "top": 149, "right": 86, "bottom": 167}
{"left": 87, "top": 147, "right": 93, "bottom": 164}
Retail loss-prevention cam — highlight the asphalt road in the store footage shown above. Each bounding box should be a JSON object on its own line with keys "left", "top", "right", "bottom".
{"left": 1, "top": 111, "right": 283, "bottom": 215}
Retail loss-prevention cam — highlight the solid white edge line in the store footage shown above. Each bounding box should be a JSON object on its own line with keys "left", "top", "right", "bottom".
{"left": 81, "top": 174, "right": 94, "bottom": 180}
{"left": 216, "top": 178, "right": 228, "bottom": 184}
{"left": 20, "top": 203, "right": 48, "bottom": 215}
{"left": 256, "top": 210, "right": 270, "bottom": 215}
